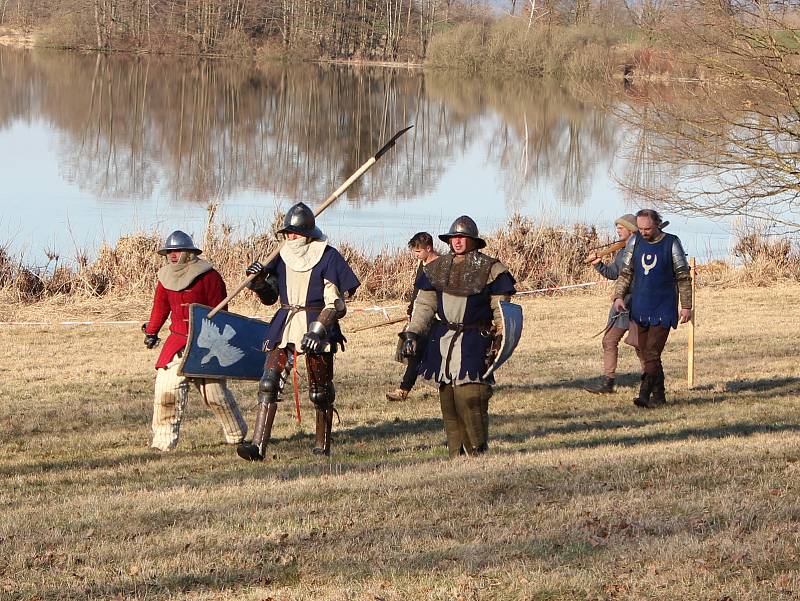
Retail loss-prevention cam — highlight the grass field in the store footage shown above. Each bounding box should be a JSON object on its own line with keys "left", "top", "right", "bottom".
{"left": 2, "top": 284, "right": 800, "bottom": 600}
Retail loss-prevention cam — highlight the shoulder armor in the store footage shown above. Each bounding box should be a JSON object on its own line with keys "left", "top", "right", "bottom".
{"left": 670, "top": 235, "right": 689, "bottom": 273}
{"left": 488, "top": 260, "right": 509, "bottom": 284}
{"left": 620, "top": 234, "right": 637, "bottom": 269}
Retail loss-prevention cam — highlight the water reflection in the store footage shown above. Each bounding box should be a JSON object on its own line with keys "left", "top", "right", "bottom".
{"left": 0, "top": 46, "right": 616, "bottom": 209}
{"left": 2, "top": 46, "right": 732, "bottom": 261}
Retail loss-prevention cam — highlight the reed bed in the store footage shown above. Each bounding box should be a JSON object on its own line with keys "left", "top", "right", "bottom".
{"left": 2, "top": 217, "right": 799, "bottom": 307}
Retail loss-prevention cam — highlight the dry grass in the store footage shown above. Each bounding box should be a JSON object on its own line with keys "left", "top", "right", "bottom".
{"left": 425, "top": 20, "right": 619, "bottom": 81}
{"left": 6, "top": 218, "right": 800, "bottom": 308}
{"left": 2, "top": 284, "right": 800, "bottom": 600}
{"left": 0, "top": 215, "right": 608, "bottom": 305}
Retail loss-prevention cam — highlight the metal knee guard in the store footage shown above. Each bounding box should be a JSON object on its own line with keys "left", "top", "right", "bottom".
{"left": 257, "top": 368, "right": 282, "bottom": 404}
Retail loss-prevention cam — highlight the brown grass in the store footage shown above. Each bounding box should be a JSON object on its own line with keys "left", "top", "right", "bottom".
{"left": 2, "top": 284, "right": 800, "bottom": 599}
{"left": 426, "top": 20, "right": 618, "bottom": 81}
{"left": 5, "top": 217, "right": 800, "bottom": 310}
{"left": 1, "top": 215, "right": 609, "bottom": 306}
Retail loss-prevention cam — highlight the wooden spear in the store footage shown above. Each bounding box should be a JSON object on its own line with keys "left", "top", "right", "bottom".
{"left": 350, "top": 315, "right": 407, "bottom": 333}
{"left": 208, "top": 125, "right": 413, "bottom": 318}
{"left": 687, "top": 257, "right": 696, "bottom": 389}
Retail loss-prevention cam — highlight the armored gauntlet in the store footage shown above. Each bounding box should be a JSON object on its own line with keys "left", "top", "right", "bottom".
{"left": 301, "top": 298, "right": 346, "bottom": 354}
{"left": 245, "top": 261, "right": 279, "bottom": 305}
{"left": 485, "top": 327, "right": 503, "bottom": 371}
{"left": 142, "top": 323, "right": 160, "bottom": 349}
{"left": 399, "top": 331, "right": 419, "bottom": 358}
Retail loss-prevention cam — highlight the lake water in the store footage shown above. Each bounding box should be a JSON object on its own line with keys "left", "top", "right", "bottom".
{"left": 0, "top": 46, "right": 734, "bottom": 266}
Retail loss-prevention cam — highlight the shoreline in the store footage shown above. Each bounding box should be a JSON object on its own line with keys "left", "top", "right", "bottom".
{"left": 0, "top": 25, "right": 706, "bottom": 84}
{"left": 2, "top": 221, "right": 798, "bottom": 307}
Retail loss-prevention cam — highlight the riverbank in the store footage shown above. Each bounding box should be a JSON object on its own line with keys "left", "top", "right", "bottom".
{"left": 3, "top": 217, "right": 799, "bottom": 306}
{"left": 2, "top": 284, "right": 799, "bottom": 599}
{"left": 0, "top": 22, "right": 694, "bottom": 83}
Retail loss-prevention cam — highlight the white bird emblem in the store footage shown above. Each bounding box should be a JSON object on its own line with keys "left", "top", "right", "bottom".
{"left": 196, "top": 318, "right": 245, "bottom": 367}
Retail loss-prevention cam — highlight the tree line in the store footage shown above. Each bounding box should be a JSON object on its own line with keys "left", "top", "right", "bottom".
{"left": 4, "top": 1, "right": 797, "bottom": 59}
{"left": 0, "top": 0, "right": 484, "bottom": 58}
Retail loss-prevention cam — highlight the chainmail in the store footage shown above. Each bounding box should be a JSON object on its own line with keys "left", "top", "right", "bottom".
{"left": 423, "top": 251, "right": 497, "bottom": 297}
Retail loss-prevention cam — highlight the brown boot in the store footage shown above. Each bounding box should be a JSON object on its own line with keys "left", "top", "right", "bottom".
{"left": 633, "top": 373, "right": 659, "bottom": 409}
{"left": 650, "top": 369, "right": 666, "bottom": 406}
{"left": 386, "top": 388, "right": 410, "bottom": 401}
{"left": 585, "top": 376, "right": 615, "bottom": 394}
{"left": 237, "top": 402, "right": 277, "bottom": 461}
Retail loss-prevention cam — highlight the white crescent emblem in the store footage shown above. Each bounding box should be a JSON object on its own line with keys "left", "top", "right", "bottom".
{"left": 641, "top": 253, "right": 657, "bottom": 276}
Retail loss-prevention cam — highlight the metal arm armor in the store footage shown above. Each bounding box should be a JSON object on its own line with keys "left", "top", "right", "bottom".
{"left": 671, "top": 236, "right": 690, "bottom": 275}
{"left": 308, "top": 298, "right": 347, "bottom": 339}
{"left": 619, "top": 234, "right": 637, "bottom": 270}
{"left": 612, "top": 235, "right": 637, "bottom": 300}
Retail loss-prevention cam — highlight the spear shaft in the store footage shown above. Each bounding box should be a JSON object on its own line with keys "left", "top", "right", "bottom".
{"left": 208, "top": 125, "right": 413, "bottom": 318}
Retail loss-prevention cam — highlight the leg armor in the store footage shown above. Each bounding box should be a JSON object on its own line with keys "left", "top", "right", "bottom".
{"left": 633, "top": 372, "right": 656, "bottom": 409}
{"left": 237, "top": 348, "right": 288, "bottom": 461}
{"left": 454, "top": 383, "right": 489, "bottom": 455}
{"left": 439, "top": 383, "right": 468, "bottom": 458}
{"left": 307, "top": 353, "right": 335, "bottom": 456}
{"left": 197, "top": 379, "right": 247, "bottom": 444}
{"left": 650, "top": 367, "right": 666, "bottom": 406}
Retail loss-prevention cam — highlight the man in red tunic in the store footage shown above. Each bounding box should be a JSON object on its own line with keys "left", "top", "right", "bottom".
{"left": 143, "top": 231, "right": 247, "bottom": 451}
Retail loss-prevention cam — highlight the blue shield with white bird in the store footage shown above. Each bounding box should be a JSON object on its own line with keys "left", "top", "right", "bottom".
{"left": 178, "top": 304, "right": 270, "bottom": 380}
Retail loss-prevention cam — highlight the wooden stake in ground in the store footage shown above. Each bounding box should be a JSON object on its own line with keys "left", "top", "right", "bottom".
{"left": 688, "top": 257, "right": 696, "bottom": 389}
{"left": 208, "top": 125, "right": 413, "bottom": 318}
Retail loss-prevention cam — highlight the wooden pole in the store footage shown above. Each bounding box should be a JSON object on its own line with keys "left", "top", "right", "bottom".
{"left": 350, "top": 315, "right": 407, "bottom": 333}
{"left": 207, "top": 125, "right": 413, "bottom": 318}
{"left": 687, "top": 257, "right": 696, "bottom": 389}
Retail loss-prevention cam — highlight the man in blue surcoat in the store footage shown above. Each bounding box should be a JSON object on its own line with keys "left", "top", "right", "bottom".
{"left": 237, "top": 202, "right": 360, "bottom": 460}
{"left": 612, "top": 209, "right": 693, "bottom": 408}
{"left": 401, "top": 216, "right": 517, "bottom": 457}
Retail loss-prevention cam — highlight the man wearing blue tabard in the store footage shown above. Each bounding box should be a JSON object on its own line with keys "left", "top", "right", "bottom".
{"left": 401, "top": 216, "right": 517, "bottom": 457}
{"left": 612, "top": 209, "right": 693, "bottom": 408}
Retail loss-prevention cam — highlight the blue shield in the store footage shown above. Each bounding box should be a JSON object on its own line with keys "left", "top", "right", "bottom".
{"left": 178, "top": 304, "right": 269, "bottom": 380}
{"left": 482, "top": 300, "right": 523, "bottom": 379}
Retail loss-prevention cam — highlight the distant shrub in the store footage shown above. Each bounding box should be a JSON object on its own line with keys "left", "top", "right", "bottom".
{"left": 5, "top": 218, "right": 799, "bottom": 305}
{"left": 426, "top": 19, "right": 618, "bottom": 81}
{"left": 214, "top": 28, "right": 253, "bottom": 58}
{"left": 39, "top": 11, "right": 97, "bottom": 49}
{"left": 426, "top": 22, "right": 486, "bottom": 74}
{"left": 731, "top": 227, "right": 800, "bottom": 285}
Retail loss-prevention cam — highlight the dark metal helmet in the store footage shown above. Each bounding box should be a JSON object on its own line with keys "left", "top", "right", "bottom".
{"left": 439, "top": 215, "right": 486, "bottom": 249}
{"left": 277, "top": 202, "right": 323, "bottom": 239}
{"left": 158, "top": 230, "right": 202, "bottom": 256}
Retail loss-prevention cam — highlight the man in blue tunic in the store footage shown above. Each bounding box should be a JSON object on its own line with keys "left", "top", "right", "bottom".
{"left": 612, "top": 209, "right": 693, "bottom": 409}
{"left": 236, "top": 202, "right": 360, "bottom": 460}
{"left": 401, "top": 216, "right": 517, "bottom": 457}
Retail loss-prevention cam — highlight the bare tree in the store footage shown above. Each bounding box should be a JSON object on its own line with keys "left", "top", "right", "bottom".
{"left": 622, "top": 0, "right": 671, "bottom": 29}
{"left": 616, "top": 1, "right": 800, "bottom": 231}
